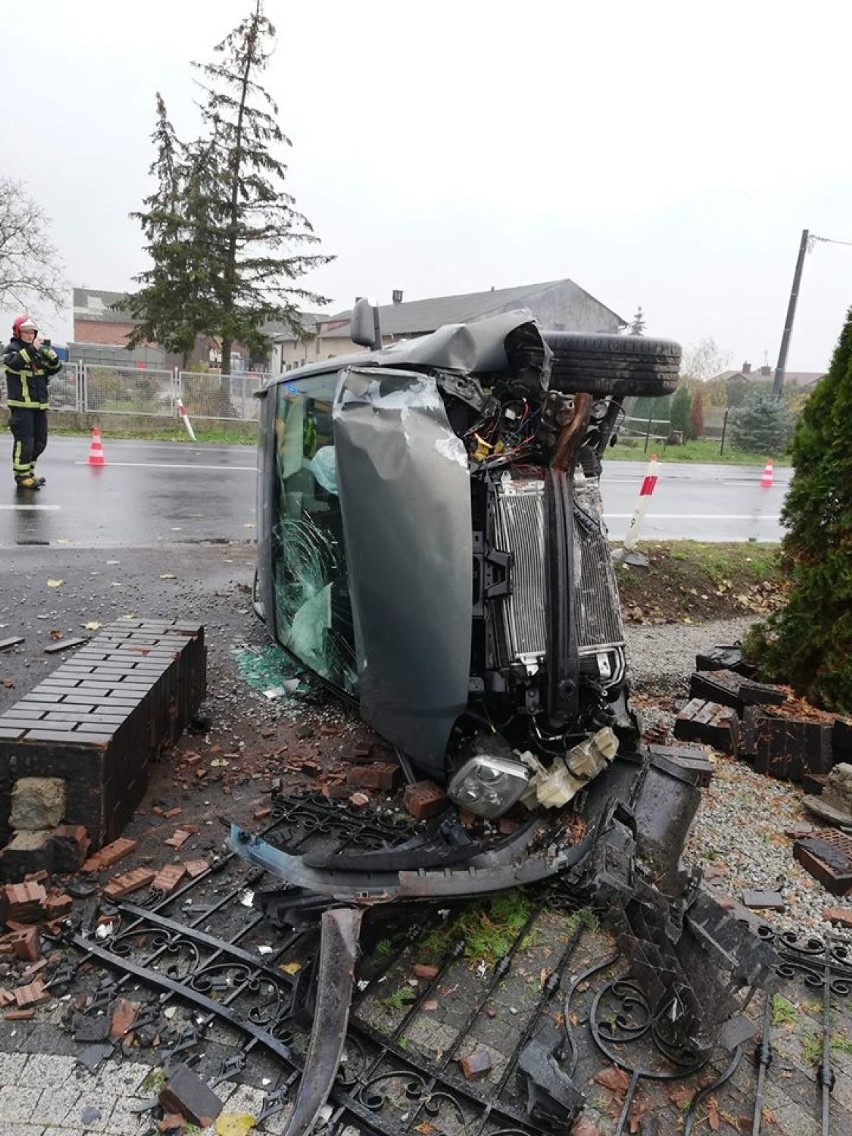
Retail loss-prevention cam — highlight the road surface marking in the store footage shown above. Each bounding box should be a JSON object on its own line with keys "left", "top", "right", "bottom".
{"left": 604, "top": 513, "right": 782, "bottom": 521}
{"left": 0, "top": 504, "right": 61, "bottom": 511}
{"left": 73, "top": 462, "right": 256, "bottom": 472}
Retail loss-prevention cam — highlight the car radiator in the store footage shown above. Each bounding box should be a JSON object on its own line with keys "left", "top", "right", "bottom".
{"left": 489, "top": 475, "right": 626, "bottom": 684}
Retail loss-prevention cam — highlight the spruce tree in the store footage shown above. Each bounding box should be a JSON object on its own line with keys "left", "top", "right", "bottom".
{"left": 669, "top": 386, "right": 691, "bottom": 439}
{"left": 192, "top": 1, "right": 332, "bottom": 374}
{"left": 745, "top": 306, "right": 852, "bottom": 712}
{"left": 121, "top": 96, "right": 216, "bottom": 365}
{"left": 730, "top": 389, "right": 792, "bottom": 454}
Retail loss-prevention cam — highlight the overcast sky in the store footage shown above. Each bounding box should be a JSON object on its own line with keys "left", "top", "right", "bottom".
{"left": 4, "top": 0, "right": 850, "bottom": 373}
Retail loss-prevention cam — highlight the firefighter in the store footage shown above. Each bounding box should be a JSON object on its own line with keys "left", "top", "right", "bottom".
{"left": 3, "top": 315, "right": 62, "bottom": 489}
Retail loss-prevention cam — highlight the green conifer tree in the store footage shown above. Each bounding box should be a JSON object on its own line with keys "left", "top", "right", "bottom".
{"left": 745, "top": 306, "right": 852, "bottom": 712}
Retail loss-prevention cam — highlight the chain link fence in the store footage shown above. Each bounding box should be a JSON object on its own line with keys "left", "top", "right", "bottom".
{"left": 0, "top": 366, "right": 269, "bottom": 424}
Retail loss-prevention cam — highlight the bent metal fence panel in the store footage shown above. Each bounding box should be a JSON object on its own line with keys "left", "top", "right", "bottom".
{"left": 82, "top": 364, "right": 176, "bottom": 417}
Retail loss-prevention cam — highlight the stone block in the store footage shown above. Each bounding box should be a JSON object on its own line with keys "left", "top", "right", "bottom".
{"left": 0, "top": 832, "right": 54, "bottom": 884}
{"left": 10, "top": 777, "right": 66, "bottom": 831}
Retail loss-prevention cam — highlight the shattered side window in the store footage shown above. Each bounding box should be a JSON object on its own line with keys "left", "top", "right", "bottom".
{"left": 271, "top": 376, "right": 357, "bottom": 695}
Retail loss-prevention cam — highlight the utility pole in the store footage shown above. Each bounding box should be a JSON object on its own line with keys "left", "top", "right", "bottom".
{"left": 772, "top": 229, "right": 810, "bottom": 397}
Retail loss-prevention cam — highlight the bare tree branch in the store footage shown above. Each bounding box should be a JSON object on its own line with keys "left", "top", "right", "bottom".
{"left": 0, "top": 177, "right": 67, "bottom": 315}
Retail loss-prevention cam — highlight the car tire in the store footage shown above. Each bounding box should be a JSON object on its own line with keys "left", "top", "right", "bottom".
{"left": 544, "top": 333, "right": 682, "bottom": 398}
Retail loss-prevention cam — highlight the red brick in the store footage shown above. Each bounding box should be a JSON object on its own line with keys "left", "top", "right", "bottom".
{"left": 253, "top": 807, "right": 272, "bottom": 821}
{"left": 349, "top": 792, "right": 370, "bottom": 810}
{"left": 322, "top": 783, "right": 351, "bottom": 801}
{"left": 44, "top": 895, "right": 72, "bottom": 921}
{"left": 164, "top": 830, "right": 191, "bottom": 850}
{"left": 14, "top": 980, "right": 50, "bottom": 1008}
{"left": 23, "top": 870, "right": 49, "bottom": 884}
{"left": 163, "top": 808, "right": 183, "bottom": 819}
{"left": 183, "top": 860, "right": 209, "bottom": 879}
{"left": 151, "top": 864, "right": 186, "bottom": 894}
{"left": 7, "top": 926, "right": 40, "bottom": 962}
{"left": 823, "top": 908, "right": 852, "bottom": 929}
{"left": 109, "top": 997, "right": 140, "bottom": 1038}
{"left": 4, "top": 1009, "right": 34, "bottom": 1020}
{"left": 0, "top": 881, "right": 47, "bottom": 923}
{"left": 83, "top": 837, "right": 138, "bottom": 873}
{"left": 403, "top": 781, "right": 448, "bottom": 821}
{"left": 103, "top": 868, "right": 156, "bottom": 900}
{"left": 348, "top": 762, "right": 399, "bottom": 792}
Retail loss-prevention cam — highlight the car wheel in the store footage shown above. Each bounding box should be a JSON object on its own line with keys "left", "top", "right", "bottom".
{"left": 544, "top": 333, "right": 682, "bottom": 398}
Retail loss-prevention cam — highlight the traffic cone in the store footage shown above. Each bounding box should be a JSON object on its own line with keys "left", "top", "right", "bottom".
{"left": 87, "top": 426, "right": 106, "bottom": 467}
{"left": 760, "top": 459, "right": 773, "bottom": 488}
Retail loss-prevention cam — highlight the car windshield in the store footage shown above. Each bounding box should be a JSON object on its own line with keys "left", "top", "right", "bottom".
{"left": 271, "top": 374, "right": 357, "bottom": 694}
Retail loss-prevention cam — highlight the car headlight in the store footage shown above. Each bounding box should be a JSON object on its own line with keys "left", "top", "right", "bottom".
{"left": 447, "top": 755, "right": 530, "bottom": 819}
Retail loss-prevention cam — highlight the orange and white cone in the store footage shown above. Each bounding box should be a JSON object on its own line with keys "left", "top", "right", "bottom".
{"left": 760, "top": 459, "right": 773, "bottom": 488}
{"left": 87, "top": 426, "right": 106, "bottom": 467}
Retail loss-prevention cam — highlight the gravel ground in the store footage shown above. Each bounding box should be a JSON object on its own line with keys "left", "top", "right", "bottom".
{"left": 626, "top": 617, "right": 852, "bottom": 948}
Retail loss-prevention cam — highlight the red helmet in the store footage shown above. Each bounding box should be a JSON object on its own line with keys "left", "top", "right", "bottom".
{"left": 12, "top": 315, "right": 37, "bottom": 337}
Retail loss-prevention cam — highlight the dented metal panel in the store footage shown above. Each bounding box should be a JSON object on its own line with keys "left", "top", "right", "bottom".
{"left": 333, "top": 367, "right": 473, "bottom": 770}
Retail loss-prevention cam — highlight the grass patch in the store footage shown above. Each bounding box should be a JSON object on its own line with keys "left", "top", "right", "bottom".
{"left": 382, "top": 985, "right": 417, "bottom": 1010}
{"left": 771, "top": 995, "right": 799, "bottom": 1027}
{"left": 607, "top": 437, "right": 790, "bottom": 466}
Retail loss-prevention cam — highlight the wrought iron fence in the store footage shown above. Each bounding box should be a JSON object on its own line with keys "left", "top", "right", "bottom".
{"left": 0, "top": 365, "right": 268, "bottom": 424}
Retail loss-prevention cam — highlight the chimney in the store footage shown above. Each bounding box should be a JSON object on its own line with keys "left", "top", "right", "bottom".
{"left": 742, "top": 362, "right": 751, "bottom": 374}
{"left": 392, "top": 290, "right": 404, "bottom": 304}
{"left": 759, "top": 364, "right": 771, "bottom": 376}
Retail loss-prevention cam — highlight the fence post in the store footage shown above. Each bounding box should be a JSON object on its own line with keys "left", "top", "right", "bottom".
{"left": 720, "top": 407, "right": 729, "bottom": 456}
{"left": 644, "top": 405, "right": 653, "bottom": 453}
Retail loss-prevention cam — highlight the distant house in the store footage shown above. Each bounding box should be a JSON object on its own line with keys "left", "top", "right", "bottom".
{"left": 70, "top": 287, "right": 303, "bottom": 372}
{"left": 712, "top": 361, "right": 826, "bottom": 389}
{"left": 272, "top": 280, "right": 626, "bottom": 372}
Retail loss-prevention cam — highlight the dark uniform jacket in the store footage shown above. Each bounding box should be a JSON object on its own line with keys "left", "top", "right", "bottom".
{"left": 3, "top": 336, "right": 62, "bottom": 409}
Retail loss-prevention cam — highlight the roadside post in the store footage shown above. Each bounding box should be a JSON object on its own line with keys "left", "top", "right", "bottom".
{"left": 612, "top": 454, "right": 659, "bottom": 567}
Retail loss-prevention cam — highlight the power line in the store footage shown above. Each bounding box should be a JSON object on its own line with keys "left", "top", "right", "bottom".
{"left": 810, "top": 234, "right": 852, "bottom": 249}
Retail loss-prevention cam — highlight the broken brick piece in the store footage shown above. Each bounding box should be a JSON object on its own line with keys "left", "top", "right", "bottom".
{"left": 412, "top": 963, "right": 439, "bottom": 981}
{"left": 348, "top": 762, "right": 399, "bottom": 792}
{"left": 253, "top": 807, "right": 272, "bottom": 821}
{"left": 7, "top": 926, "right": 40, "bottom": 962}
{"left": 151, "top": 864, "right": 186, "bottom": 894}
{"left": 164, "top": 829, "right": 191, "bottom": 850}
{"left": 49, "top": 825, "right": 90, "bottom": 872}
{"left": 14, "top": 979, "right": 50, "bottom": 1008}
{"left": 162, "top": 807, "right": 183, "bottom": 819}
{"left": 404, "top": 781, "right": 448, "bottom": 821}
{"left": 44, "top": 894, "right": 73, "bottom": 921}
{"left": 321, "top": 783, "right": 351, "bottom": 802}
{"left": 183, "top": 860, "right": 209, "bottom": 879}
{"left": 109, "top": 997, "right": 140, "bottom": 1039}
{"left": 4, "top": 1009, "right": 35, "bottom": 1021}
{"left": 158, "top": 1062, "right": 224, "bottom": 1127}
{"left": 157, "top": 1114, "right": 186, "bottom": 1133}
{"left": 823, "top": 908, "right": 852, "bottom": 929}
{"left": 0, "top": 881, "right": 47, "bottom": 923}
{"left": 83, "top": 837, "right": 138, "bottom": 873}
{"left": 23, "top": 870, "right": 49, "bottom": 884}
{"left": 349, "top": 792, "right": 370, "bottom": 810}
{"left": 458, "top": 1048, "right": 492, "bottom": 1080}
{"left": 103, "top": 868, "right": 156, "bottom": 900}
{"left": 0, "top": 988, "right": 15, "bottom": 1006}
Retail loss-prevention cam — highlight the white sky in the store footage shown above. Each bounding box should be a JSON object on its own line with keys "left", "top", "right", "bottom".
{"left": 4, "top": 0, "right": 851, "bottom": 372}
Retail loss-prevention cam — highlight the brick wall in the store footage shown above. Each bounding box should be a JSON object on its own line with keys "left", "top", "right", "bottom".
{"left": 72, "top": 320, "right": 140, "bottom": 347}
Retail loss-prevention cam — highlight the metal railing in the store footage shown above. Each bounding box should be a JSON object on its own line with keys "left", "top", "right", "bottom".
{"left": 0, "top": 365, "right": 269, "bottom": 423}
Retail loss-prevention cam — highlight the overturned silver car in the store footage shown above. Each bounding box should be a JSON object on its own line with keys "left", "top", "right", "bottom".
{"left": 254, "top": 306, "right": 680, "bottom": 816}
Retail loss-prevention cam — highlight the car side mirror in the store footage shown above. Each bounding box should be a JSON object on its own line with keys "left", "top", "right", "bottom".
{"left": 350, "top": 297, "right": 382, "bottom": 350}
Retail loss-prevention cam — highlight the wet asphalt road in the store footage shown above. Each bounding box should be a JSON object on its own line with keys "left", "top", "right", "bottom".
{"left": 0, "top": 438, "right": 788, "bottom": 548}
